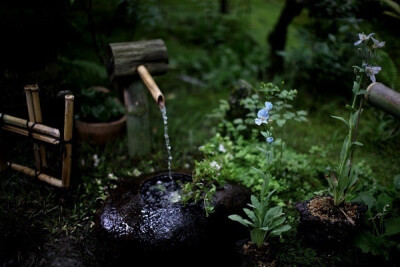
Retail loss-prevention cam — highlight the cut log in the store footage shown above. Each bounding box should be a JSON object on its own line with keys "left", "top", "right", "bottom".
{"left": 106, "top": 39, "right": 168, "bottom": 80}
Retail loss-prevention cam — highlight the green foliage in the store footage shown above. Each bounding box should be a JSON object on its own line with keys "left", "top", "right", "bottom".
{"left": 77, "top": 89, "right": 125, "bottom": 123}
{"left": 380, "top": 0, "right": 400, "bottom": 20}
{"left": 229, "top": 174, "right": 291, "bottom": 248}
{"left": 180, "top": 159, "right": 223, "bottom": 216}
{"left": 353, "top": 175, "right": 400, "bottom": 260}
{"left": 181, "top": 82, "right": 314, "bottom": 214}
{"left": 58, "top": 57, "right": 107, "bottom": 87}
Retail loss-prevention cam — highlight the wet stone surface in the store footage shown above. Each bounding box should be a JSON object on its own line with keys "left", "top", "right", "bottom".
{"left": 96, "top": 173, "right": 207, "bottom": 252}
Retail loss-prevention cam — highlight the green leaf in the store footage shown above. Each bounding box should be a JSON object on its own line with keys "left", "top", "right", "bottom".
{"left": 270, "top": 224, "right": 291, "bottom": 236}
{"left": 357, "top": 89, "right": 367, "bottom": 95}
{"left": 351, "top": 109, "right": 361, "bottom": 126}
{"left": 243, "top": 208, "right": 257, "bottom": 224}
{"left": 296, "top": 110, "right": 307, "bottom": 116}
{"left": 352, "top": 141, "right": 363, "bottom": 146}
{"left": 233, "top": 118, "right": 243, "bottom": 124}
{"left": 276, "top": 119, "right": 286, "bottom": 127}
{"left": 394, "top": 175, "right": 400, "bottom": 190}
{"left": 340, "top": 135, "right": 350, "bottom": 164}
{"left": 352, "top": 192, "right": 375, "bottom": 209}
{"left": 283, "top": 112, "right": 295, "bottom": 120}
{"left": 269, "top": 217, "right": 286, "bottom": 230}
{"left": 251, "top": 167, "right": 266, "bottom": 180}
{"left": 264, "top": 206, "right": 282, "bottom": 224}
{"left": 352, "top": 81, "right": 360, "bottom": 94}
{"left": 385, "top": 217, "right": 400, "bottom": 236}
{"left": 228, "top": 214, "right": 254, "bottom": 227}
{"left": 331, "top": 115, "right": 349, "bottom": 128}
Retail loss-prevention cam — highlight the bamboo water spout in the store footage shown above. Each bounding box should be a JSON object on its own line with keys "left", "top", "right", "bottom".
{"left": 137, "top": 65, "right": 165, "bottom": 107}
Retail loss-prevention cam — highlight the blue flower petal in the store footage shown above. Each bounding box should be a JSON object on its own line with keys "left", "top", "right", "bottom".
{"left": 255, "top": 118, "right": 262, "bottom": 125}
{"left": 265, "top": 101, "right": 273, "bottom": 111}
{"left": 257, "top": 108, "right": 269, "bottom": 119}
{"left": 266, "top": 137, "right": 274, "bottom": 143}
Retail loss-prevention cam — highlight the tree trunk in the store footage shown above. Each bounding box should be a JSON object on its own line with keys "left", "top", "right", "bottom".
{"left": 267, "top": 0, "right": 304, "bottom": 77}
{"left": 220, "top": 0, "right": 229, "bottom": 14}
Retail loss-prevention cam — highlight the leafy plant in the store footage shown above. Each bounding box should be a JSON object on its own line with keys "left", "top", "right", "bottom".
{"left": 326, "top": 33, "right": 386, "bottom": 206}
{"left": 181, "top": 82, "right": 312, "bottom": 214}
{"left": 229, "top": 171, "right": 291, "bottom": 248}
{"left": 353, "top": 175, "right": 400, "bottom": 260}
{"left": 180, "top": 159, "right": 222, "bottom": 216}
{"left": 77, "top": 88, "right": 125, "bottom": 123}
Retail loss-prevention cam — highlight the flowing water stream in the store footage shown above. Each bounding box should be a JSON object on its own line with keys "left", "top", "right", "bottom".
{"left": 160, "top": 105, "right": 173, "bottom": 180}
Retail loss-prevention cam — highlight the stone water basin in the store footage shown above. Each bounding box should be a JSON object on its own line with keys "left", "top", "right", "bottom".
{"left": 96, "top": 173, "right": 206, "bottom": 252}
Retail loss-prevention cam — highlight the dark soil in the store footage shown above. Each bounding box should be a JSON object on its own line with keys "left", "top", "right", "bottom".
{"left": 307, "top": 195, "right": 360, "bottom": 223}
{"left": 236, "top": 239, "right": 276, "bottom": 267}
{"left": 295, "top": 195, "right": 367, "bottom": 246}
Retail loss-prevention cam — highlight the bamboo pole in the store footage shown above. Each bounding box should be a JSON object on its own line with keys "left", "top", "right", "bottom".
{"left": 0, "top": 113, "right": 60, "bottom": 138}
{"left": 8, "top": 161, "right": 63, "bottom": 188}
{"left": 25, "top": 85, "right": 42, "bottom": 171}
{"left": 366, "top": 82, "right": 400, "bottom": 120}
{"left": 30, "top": 85, "right": 48, "bottom": 168}
{"left": 1, "top": 125, "right": 60, "bottom": 145}
{"left": 137, "top": 65, "right": 165, "bottom": 107}
{"left": 61, "top": 95, "right": 74, "bottom": 188}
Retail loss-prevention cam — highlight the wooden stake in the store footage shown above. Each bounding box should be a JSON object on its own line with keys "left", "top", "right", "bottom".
{"left": 124, "top": 83, "right": 151, "bottom": 157}
{"left": 0, "top": 130, "right": 6, "bottom": 172}
{"left": 0, "top": 113, "right": 60, "bottom": 139}
{"left": 30, "top": 85, "right": 48, "bottom": 168}
{"left": 8, "top": 161, "right": 63, "bottom": 188}
{"left": 1, "top": 125, "right": 60, "bottom": 145}
{"left": 25, "top": 85, "right": 41, "bottom": 171}
{"left": 61, "top": 95, "right": 74, "bottom": 188}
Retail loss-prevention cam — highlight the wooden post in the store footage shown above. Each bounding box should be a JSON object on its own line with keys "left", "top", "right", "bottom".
{"left": 29, "top": 85, "right": 48, "bottom": 168}
{"left": 25, "top": 85, "right": 42, "bottom": 172}
{"left": 366, "top": 82, "right": 400, "bottom": 120}
{"left": 0, "top": 130, "right": 6, "bottom": 172}
{"left": 124, "top": 83, "right": 151, "bottom": 157}
{"left": 61, "top": 95, "right": 74, "bottom": 188}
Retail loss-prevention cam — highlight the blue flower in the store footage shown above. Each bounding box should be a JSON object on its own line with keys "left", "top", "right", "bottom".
{"left": 266, "top": 137, "right": 274, "bottom": 143}
{"left": 365, "top": 65, "right": 381, "bottom": 83}
{"left": 371, "top": 37, "right": 385, "bottom": 49}
{"left": 265, "top": 101, "right": 273, "bottom": 111}
{"left": 354, "top": 33, "right": 374, "bottom": 46}
{"left": 255, "top": 108, "right": 269, "bottom": 125}
{"left": 255, "top": 101, "right": 273, "bottom": 125}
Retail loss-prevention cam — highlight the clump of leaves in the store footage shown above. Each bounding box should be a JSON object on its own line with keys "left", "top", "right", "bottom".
{"left": 353, "top": 175, "right": 400, "bottom": 260}
{"left": 77, "top": 89, "right": 125, "bottom": 123}
{"left": 229, "top": 169, "right": 291, "bottom": 248}
{"left": 180, "top": 159, "right": 222, "bottom": 216}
